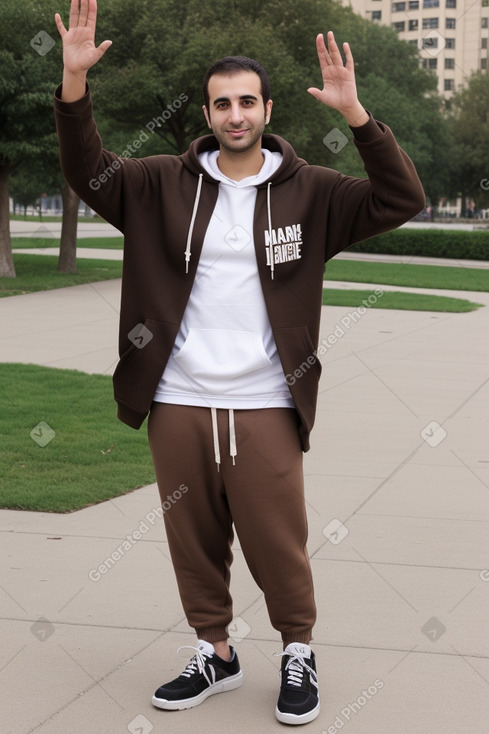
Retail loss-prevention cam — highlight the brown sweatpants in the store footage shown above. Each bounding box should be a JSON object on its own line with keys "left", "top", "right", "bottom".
{"left": 147, "top": 403, "right": 316, "bottom": 645}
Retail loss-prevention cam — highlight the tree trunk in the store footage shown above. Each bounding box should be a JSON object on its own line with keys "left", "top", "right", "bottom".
{"left": 57, "top": 181, "right": 80, "bottom": 273}
{"left": 0, "top": 166, "right": 16, "bottom": 278}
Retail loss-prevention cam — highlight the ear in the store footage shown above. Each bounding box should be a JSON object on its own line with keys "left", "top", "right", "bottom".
{"left": 202, "top": 105, "right": 212, "bottom": 129}
{"left": 265, "top": 99, "right": 273, "bottom": 125}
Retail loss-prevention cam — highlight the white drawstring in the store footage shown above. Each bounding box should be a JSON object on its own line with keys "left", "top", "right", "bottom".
{"left": 211, "top": 407, "right": 221, "bottom": 471}
{"left": 185, "top": 173, "right": 203, "bottom": 273}
{"left": 210, "top": 408, "right": 238, "bottom": 469}
{"left": 267, "top": 181, "right": 274, "bottom": 280}
{"left": 229, "top": 409, "right": 237, "bottom": 466}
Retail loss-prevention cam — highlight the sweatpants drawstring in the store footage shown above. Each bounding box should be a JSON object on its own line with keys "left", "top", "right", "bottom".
{"left": 229, "top": 409, "right": 237, "bottom": 466}
{"left": 211, "top": 407, "right": 221, "bottom": 471}
{"left": 210, "top": 408, "right": 237, "bottom": 470}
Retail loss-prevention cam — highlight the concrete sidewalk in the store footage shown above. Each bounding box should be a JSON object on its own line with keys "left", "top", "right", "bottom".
{"left": 1, "top": 276, "right": 489, "bottom": 733}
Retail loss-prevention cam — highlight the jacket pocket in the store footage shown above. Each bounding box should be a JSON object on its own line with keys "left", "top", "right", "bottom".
{"left": 113, "top": 318, "right": 180, "bottom": 413}
{"left": 174, "top": 328, "right": 271, "bottom": 386}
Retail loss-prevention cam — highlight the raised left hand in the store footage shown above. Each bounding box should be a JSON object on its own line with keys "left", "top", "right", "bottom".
{"left": 308, "top": 31, "right": 368, "bottom": 126}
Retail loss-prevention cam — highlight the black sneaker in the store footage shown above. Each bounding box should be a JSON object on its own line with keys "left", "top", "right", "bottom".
{"left": 275, "top": 642, "right": 320, "bottom": 725}
{"left": 152, "top": 639, "right": 243, "bottom": 711}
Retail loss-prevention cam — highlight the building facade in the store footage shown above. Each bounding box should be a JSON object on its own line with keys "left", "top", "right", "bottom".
{"left": 340, "top": 0, "right": 489, "bottom": 96}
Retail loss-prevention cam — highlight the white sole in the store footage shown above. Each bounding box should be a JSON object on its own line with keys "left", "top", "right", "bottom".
{"left": 152, "top": 670, "right": 243, "bottom": 710}
{"left": 275, "top": 700, "right": 320, "bottom": 725}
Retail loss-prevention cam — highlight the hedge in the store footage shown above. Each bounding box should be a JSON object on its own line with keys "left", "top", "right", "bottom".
{"left": 348, "top": 228, "right": 489, "bottom": 261}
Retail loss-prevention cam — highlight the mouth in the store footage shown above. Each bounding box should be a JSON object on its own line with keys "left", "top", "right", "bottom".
{"left": 227, "top": 129, "right": 249, "bottom": 138}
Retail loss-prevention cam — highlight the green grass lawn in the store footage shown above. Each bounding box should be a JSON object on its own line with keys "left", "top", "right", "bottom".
{"left": 325, "top": 258, "right": 489, "bottom": 292}
{"left": 0, "top": 254, "right": 122, "bottom": 297}
{"left": 12, "top": 236, "right": 124, "bottom": 250}
{"left": 322, "top": 289, "right": 482, "bottom": 312}
{"left": 0, "top": 363, "right": 155, "bottom": 512}
{"left": 1, "top": 253, "right": 484, "bottom": 311}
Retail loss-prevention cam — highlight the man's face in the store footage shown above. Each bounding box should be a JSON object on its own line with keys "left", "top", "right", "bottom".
{"left": 203, "top": 71, "right": 273, "bottom": 154}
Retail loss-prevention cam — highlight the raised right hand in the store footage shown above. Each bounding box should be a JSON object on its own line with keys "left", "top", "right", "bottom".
{"left": 55, "top": 0, "right": 112, "bottom": 76}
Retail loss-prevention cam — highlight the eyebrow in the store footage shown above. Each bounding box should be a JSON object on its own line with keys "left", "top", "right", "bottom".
{"left": 212, "top": 94, "right": 258, "bottom": 106}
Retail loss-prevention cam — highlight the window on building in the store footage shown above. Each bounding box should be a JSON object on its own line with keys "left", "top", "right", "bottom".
{"left": 482, "top": 0, "right": 489, "bottom": 7}
{"left": 423, "top": 17, "right": 439, "bottom": 28}
{"left": 408, "top": 39, "right": 418, "bottom": 45}
{"left": 392, "top": 21, "right": 406, "bottom": 31}
{"left": 372, "top": 10, "right": 382, "bottom": 19}
{"left": 483, "top": 37, "right": 488, "bottom": 48}
{"left": 392, "top": 1, "right": 406, "bottom": 10}
{"left": 422, "top": 58, "right": 438, "bottom": 68}
{"left": 445, "top": 37, "right": 456, "bottom": 48}
{"left": 482, "top": 58, "right": 488, "bottom": 69}
{"left": 409, "top": 19, "right": 419, "bottom": 30}
{"left": 409, "top": 0, "right": 419, "bottom": 7}
{"left": 444, "top": 57, "right": 455, "bottom": 68}
{"left": 444, "top": 79, "right": 455, "bottom": 90}
{"left": 483, "top": 18, "right": 489, "bottom": 28}
{"left": 423, "top": 0, "right": 439, "bottom": 7}
{"left": 446, "top": 0, "right": 456, "bottom": 7}
{"left": 446, "top": 17, "right": 456, "bottom": 28}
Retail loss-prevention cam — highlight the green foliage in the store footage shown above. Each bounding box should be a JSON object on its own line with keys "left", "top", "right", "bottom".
{"left": 446, "top": 72, "right": 489, "bottom": 207}
{"left": 89, "top": 0, "right": 447, "bottom": 192}
{"left": 349, "top": 228, "right": 489, "bottom": 261}
{"left": 0, "top": 0, "right": 62, "bottom": 169}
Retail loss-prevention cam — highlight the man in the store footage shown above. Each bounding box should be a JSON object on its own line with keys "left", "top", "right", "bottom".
{"left": 54, "top": 0, "right": 424, "bottom": 726}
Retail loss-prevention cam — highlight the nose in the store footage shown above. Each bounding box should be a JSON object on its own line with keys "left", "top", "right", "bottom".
{"left": 229, "top": 101, "right": 244, "bottom": 125}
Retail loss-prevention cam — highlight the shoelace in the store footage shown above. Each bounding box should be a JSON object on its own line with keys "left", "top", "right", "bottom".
{"left": 177, "top": 645, "right": 213, "bottom": 686}
{"left": 275, "top": 652, "right": 317, "bottom": 688}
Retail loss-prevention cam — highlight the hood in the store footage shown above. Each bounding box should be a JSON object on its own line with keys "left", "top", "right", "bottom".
{"left": 179, "top": 133, "right": 307, "bottom": 279}
{"left": 180, "top": 133, "right": 307, "bottom": 186}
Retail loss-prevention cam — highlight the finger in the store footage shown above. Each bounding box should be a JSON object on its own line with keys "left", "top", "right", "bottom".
{"left": 96, "top": 39, "right": 113, "bottom": 58}
{"left": 306, "top": 87, "right": 323, "bottom": 102}
{"left": 68, "top": 0, "right": 79, "bottom": 30}
{"left": 316, "top": 33, "right": 332, "bottom": 65}
{"left": 87, "top": 0, "right": 99, "bottom": 31}
{"left": 54, "top": 13, "right": 67, "bottom": 37}
{"left": 78, "top": 0, "right": 89, "bottom": 27}
{"left": 315, "top": 33, "right": 333, "bottom": 80}
{"left": 326, "top": 30, "right": 344, "bottom": 66}
{"left": 343, "top": 41, "right": 354, "bottom": 72}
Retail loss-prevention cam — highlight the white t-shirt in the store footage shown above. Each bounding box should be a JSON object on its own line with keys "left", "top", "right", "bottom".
{"left": 153, "top": 149, "right": 295, "bottom": 410}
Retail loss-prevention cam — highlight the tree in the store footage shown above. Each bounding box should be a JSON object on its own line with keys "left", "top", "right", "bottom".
{"left": 89, "top": 0, "right": 447, "bottom": 205}
{"left": 8, "top": 166, "right": 44, "bottom": 217}
{"left": 0, "top": 0, "right": 84, "bottom": 276}
{"left": 446, "top": 72, "right": 489, "bottom": 211}
{"left": 0, "top": 0, "right": 64, "bottom": 277}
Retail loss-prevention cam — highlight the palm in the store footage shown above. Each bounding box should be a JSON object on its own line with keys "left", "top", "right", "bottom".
{"left": 63, "top": 26, "right": 102, "bottom": 73}
{"left": 308, "top": 32, "right": 359, "bottom": 113}
{"left": 55, "top": 0, "right": 111, "bottom": 75}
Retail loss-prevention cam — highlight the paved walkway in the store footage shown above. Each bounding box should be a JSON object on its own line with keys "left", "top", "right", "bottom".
{"left": 1, "top": 250, "right": 489, "bottom": 732}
